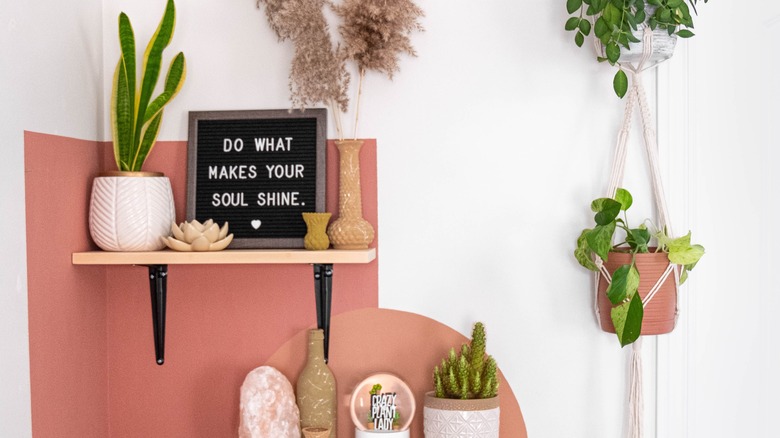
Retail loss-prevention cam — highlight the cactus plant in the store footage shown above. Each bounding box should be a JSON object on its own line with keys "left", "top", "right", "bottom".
{"left": 433, "top": 322, "right": 498, "bottom": 399}
{"left": 112, "top": 0, "right": 186, "bottom": 172}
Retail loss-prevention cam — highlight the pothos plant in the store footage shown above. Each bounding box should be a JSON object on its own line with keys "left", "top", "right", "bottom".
{"left": 564, "top": 0, "right": 707, "bottom": 98}
{"left": 574, "top": 188, "right": 704, "bottom": 346}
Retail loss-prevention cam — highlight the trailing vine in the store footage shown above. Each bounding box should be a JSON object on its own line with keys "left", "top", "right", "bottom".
{"left": 564, "top": 0, "right": 708, "bottom": 97}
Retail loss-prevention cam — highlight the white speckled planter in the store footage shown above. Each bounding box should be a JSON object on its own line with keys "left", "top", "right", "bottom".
{"left": 89, "top": 171, "right": 175, "bottom": 251}
{"left": 423, "top": 392, "right": 500, "bottom": 438}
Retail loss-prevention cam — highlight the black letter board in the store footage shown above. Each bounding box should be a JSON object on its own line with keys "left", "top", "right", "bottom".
{"left": 186, "top": 109, "right": 326, "bottom": 248}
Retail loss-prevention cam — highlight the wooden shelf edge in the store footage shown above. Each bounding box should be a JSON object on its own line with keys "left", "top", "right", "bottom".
{"left": 72, "top": 248, "right": 376, "bottom": 266}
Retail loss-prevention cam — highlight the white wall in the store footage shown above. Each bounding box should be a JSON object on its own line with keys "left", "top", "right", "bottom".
{"left": 657, "top": 1, "right": 780, "bottom": 436}
{"left": 0, "top": 0, "right": 103, "bottom": 436}
{"left": 6, "top": 0, "right": 772, "bottom": 436}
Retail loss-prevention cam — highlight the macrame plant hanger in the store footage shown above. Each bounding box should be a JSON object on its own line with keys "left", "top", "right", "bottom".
{"left": 593, "top": 27, "right": 681, "bottom": 438}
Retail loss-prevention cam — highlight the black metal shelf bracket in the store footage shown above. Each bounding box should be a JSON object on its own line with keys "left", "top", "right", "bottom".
{"left": 74, "top": 250, "right": 374, "bottom": 367}
{"left": 140, "top": 263, "right": 334, "bottom": 366}
{"left": 313, "top": 264, "right": 333, "bottom": 363}
{"left": 146, "top": 264, "right": 168, "bottom": 366}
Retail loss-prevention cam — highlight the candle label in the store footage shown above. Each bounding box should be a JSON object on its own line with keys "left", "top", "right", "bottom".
{"left": 369, "top": 384, "right": 399, "bottom": 431}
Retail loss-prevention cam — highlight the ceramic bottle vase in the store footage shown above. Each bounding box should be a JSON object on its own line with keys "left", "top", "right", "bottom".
{"left": 327, "top": 140, "right": 375, "bottom": 249}
{"left": 297, "top": 329, "right": 337, "bottom": 438}
{"left": 302, "top": 212, "right": 332, "bottom": 251}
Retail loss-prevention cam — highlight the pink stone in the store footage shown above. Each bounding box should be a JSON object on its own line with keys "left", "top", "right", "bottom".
{"left": 239, "top": 366, "right": 301, "bottom": 438}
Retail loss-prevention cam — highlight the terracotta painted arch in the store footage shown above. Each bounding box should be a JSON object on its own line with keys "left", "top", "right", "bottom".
{"left": 264, "top": 308, "right": 527, "bottom": 437}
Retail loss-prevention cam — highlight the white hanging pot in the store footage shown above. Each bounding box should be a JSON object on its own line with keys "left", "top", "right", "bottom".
{"left": 617, "top": 6, "right": 677, "bottom": 65}
{"left": 89, "top": 171, "right": 175, "bottom": 251}
{"left": 619, "top": 27, "right": 676, "bottom": 65}
{"left": 423, "top": 392, "right": 500, "bottom": 438}
{"left": 595, "top": 7, "right": 678, "bottom": 67}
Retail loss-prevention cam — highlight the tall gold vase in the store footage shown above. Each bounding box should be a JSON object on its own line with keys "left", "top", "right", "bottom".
{"left": 327, "top": 140, "right": 375, "bottom": 249}
{"left": 296, "top": 330, "right": 337, "bottom": 438}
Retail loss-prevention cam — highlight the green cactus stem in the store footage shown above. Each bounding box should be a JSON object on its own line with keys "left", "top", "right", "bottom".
{"left": 432, "top": 322, "right": 499, "bottom": 399}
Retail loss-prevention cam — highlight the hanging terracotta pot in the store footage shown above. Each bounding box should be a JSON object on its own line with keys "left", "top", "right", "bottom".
{"left": 327, "top": 140, "right": 374, "bottom": 249}
{"left": 597, "top": 249, "right": 677, "bottom": 335}
{"left": 89, "top": 171, "right": 175, "bottom": 251}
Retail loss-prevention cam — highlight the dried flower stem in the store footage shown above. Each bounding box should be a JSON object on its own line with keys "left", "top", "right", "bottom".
{"left": 353, "top": 68, "right": 365, "bottom": 140}
{"left": 329, "top": 99, "right": 345, "bottom": 140}
{"left": 335, "top": 0, "right": 423, "bottom": 139}
{"left": 258, "top": 0, "right": 423, "bottom": 140}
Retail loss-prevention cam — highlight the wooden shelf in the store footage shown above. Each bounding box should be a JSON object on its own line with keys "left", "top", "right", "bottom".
{"left": 72, "top": 248, "right": 376, "bottom": 266}
{"left": 71, "top": 247, "right": 375, "bottom": 365}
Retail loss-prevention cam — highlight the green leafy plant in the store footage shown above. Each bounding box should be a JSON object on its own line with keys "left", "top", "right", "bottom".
{"left": 112, "top": 0, "right": 186, "bottom": 172}
{"left": 575, "top": 188, "right": 705, "bottom": 346}
{"left": 564, "top": 0, "right": 707, "bottom": 98}
{"left": 433, "top": 322, "right": 498, "bottom": 400}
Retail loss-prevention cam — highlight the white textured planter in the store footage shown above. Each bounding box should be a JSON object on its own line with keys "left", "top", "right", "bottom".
{"left": 355, "top": 430, "right": 409, "bottom": 438}
{"left": 89, "top": 171, "right": 175, "bottom": 251}
{"left": 423, "top": 392, "right": 500, "bottom": 438}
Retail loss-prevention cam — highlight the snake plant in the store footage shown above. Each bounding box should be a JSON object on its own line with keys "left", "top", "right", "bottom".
{"left": 112, "top": 0, "right": 186, "bottom": 172}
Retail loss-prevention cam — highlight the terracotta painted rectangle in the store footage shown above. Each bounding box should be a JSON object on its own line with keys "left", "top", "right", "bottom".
{"left": 24, "top": 131, "right": 109, "bottom": 438}
{"left": 25, "top": 134, "right": 378, "bottom": 437}
{"left": 104, "top": 140, "right": 378, "bottom": 437}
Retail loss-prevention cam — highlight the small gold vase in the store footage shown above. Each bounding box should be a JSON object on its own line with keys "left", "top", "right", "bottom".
{"left": 302, "top": 212, "right": 332, "bottom": 250}
{"left": 327, "top": 139, "right": 375, "bottom": 249}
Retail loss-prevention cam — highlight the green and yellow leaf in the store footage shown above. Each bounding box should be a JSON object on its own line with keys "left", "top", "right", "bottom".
{"left": 132, "top": 113, "right": 163, "bottom": 171}
{"left": 668, "top": 244, "right": 705, "bottom": 266}
{"left": 575, "top": 229, "right": 599, "bottom": 271}
{"left": 134, "top": 0, "right": 177, "bottom": 154}
{"left": 614, "top": 188, "right": 633, "bottom": 211}
{"left": 606, "top": 264, "right": 639, "bottom": 305}
{"left": 586, "top": 221, "right": 616, "bottom": 261}
{"left": 144, "top": 52, "right": 186, "bottom": 122}
{"left": 611, "top": 293, "right": 643, "bottom": 347}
